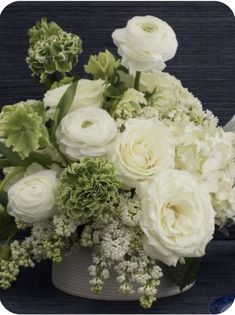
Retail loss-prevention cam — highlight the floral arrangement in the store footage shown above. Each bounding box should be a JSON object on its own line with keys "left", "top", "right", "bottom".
{"left": 0, "top": 16, "right": 234, "bottom": 309}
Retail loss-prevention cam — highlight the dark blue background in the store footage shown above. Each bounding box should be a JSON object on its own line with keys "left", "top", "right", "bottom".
{"left": 0, "top": 1, "right": 234, "bottom": 314}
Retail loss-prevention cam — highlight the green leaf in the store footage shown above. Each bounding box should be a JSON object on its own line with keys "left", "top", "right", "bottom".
{"left": 117, "top": 64, "right": 129, "bottom": 74}
{"left": 0, "top": 159, "right": 12, "bottom": 168}
{"left": 50, "top": 80, "right": 78, "bottom": 143}
{"left": 0, "top": 205, "right": 18, "bottom": 247}
{"left": 0, "top": 224, "right": 18, "bottom": 241}
{"left": 0, "top": 191, "right": 8, "bottom": 207}
{"left": 0, "top": 142, "right": 53, "bottom": 168}
{"left": 0, "top": 244, "right": 11, "bottom": 260}
{"left": 28, "top": 151, "right": 53, "bottom": 167}
{"left": 0, "top": 142, "right": 28, "bottom": 167}
{"left": 166, "top": 257, "right": 201, "bottom": 291}
{"left": 0, "top": 205, "right": 13, "bottom": 233}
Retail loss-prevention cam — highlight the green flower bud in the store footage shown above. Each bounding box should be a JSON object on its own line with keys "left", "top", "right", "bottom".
{"left": 112, "top": 88, "right": 147, "bottom": 120}
{"left": 84, "top": 50, "right": 119, "bottom": 80}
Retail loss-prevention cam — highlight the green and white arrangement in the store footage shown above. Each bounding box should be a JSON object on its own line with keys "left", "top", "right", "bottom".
{"left": 0, "top": 16, "right": 234, "bottom": 308}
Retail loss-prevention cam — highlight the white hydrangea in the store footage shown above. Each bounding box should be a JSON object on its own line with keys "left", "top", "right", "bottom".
{"left": 171, "top": 121, "right": 235, "bottom": 225}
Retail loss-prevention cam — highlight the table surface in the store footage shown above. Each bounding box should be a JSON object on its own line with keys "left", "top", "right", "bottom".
{"left": 0, "top": 1, "right": 235, "bottom": 314}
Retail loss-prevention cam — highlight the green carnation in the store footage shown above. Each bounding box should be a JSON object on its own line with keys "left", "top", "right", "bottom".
{"left": 26, "top": 18, "right": 82, "bottom": 85}
{"left": 57, "top": 158, "right": 120, "bottom": 220}
{"left": 0, "top": 100, "right": 49, "bottom": 159}
{"left": 84, "top": 50, "right": 119, "bottom": 80}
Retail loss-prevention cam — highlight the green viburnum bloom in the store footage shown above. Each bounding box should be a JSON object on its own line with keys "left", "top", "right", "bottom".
{"left": 84, "top": 50, "right": 119, "bottom": 80}
{"left": 57, "top": 158, "right": 120, "bottom": 220}
{"left": 112, "top": 88, "right": 147, "bottom": 120}
{"left": 26, "top": 18, "right": 82, "bottom": 84}
{"left": 0, "top": 100, "right": 49, "bottom": 159}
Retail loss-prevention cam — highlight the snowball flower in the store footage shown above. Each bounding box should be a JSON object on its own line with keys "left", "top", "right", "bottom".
{"left": 111, "top": 118, "right": 175, "bottom": 188}
{"left": 7, "top": 170, "right": 57, "bottom": 223}
{"left": 112, "top": 16, "right": 178, "bottom": 73}
{"left": 43, "top": 79, "right": 105, "bottom": 119}
{"left": 137, "top": 169, "right": 215, "bottom": 266}
{"left": 174, "top": 123, "right": 234, "bottom": 177}
{"left": 56, "top": 107, "right": 118, "bottom": 160}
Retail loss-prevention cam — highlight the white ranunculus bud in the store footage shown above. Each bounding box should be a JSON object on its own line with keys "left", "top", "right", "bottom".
{"left": 43, "top": 79, "right": 105, "bottom": 119}
{"left": 111, "top": 118, "right": 175, "bottom": 188}
{"left": 7, "top": 170, "right": 57, "bottom": 223}
{"left": 56, "top": 107, "right": 118, "bottom": 160}
{"left": 112, "top": 16, "right": 178, "bottom": 73}
{"left": 137, "top": 169, "right": 215, "bottom": 266}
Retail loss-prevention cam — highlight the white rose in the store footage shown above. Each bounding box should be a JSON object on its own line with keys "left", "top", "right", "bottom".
{"left": 137, "top": 169, "right": 215, "bottom": 266}
{"left": 56, "top": 107, "right": 117, "bottom": 160}
{"left": 112, "top": 16, "right": 178, "bottom": 73}
{"left": 43, "top": 79, "right": 105, "bottom": 119}
{"left": 7, "top": 170, "right": 57, "bottom": 223}
{"left": 111, "top": 118, "right": 175, "bottom": 188}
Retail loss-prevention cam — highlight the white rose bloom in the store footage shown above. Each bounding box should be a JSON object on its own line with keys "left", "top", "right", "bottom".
{"left": 7, "top": 170, "right": 57, "bottom": 223}
{"left": 137, "top": 169, "right": 215, "bottom": 266}
{"left": 112, "top": 16, "right": 178, "bottom": 73}
{"left": 56, "top": 107, "right": 117, "bottom": 160}
{"left": 43, "top": 79, "right": 105, "bottom": 119}
{"left": 111, "top": 118, "right": 175, "bottom": 188}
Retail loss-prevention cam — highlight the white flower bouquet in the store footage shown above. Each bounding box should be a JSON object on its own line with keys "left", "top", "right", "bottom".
{"left": 0, "top": 16, "right": 234, "bottom": 309}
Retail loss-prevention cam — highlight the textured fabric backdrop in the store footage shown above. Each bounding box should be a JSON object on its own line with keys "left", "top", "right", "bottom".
{"left": 0, "top": 1, "right": 234, "bottom": 314}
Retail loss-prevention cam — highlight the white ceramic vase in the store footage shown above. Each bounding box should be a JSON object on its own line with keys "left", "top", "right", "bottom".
{"left": 52, "top": 246, "right": 194, "bottom": 301}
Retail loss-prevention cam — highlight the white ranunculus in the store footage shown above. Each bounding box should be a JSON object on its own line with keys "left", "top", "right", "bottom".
{"left": 43, "top": 79, "right": 105, "bottom": 119}
{"left": 112, "top": 16, "right": 178, "bottom": 73}
{"left": 56, "top": 107, "right": 118, "bottom": 160}
{"left": 7, "top": 170, "right": 57, "bottom": 223}
{"left": 111, "top": 118, "right": 175, "bottom": 188}
{"left": 137, "top": 170, "right": 215, "bottom": 266}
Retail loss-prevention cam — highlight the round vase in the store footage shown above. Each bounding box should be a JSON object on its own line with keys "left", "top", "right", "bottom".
{"left": 52, "top": 246, "right": 194, "bottom": 301}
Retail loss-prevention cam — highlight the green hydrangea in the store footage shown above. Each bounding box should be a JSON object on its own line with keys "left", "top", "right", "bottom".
{"left": 26, "top": 18, "right": 82, "bottom": 85}
{"left": 57, "top": 158, "right": 120, "bottom": 220}
{"left": 84, "top": 50, "right": 119, "bottom": 80}
{"left": 0, "top": 100, "right": 49, "bottom": 159}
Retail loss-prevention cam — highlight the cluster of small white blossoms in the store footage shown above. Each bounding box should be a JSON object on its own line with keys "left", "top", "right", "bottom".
{"left": 0, "top": 213, "right": 78, "bottom": 288}
{"left": 115, "top": 253, "right": 163, "bottom": 308}
{"left": 80, "top": 192, "right": 163, "bottom": 308}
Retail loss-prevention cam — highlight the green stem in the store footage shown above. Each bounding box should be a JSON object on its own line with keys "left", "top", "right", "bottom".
{"left": 134, "top": 71, "right": 141, "bottom": 91}
{"left": 0, "top": 167, "right": 25, "bottom": 193}
{"left": 117, "top": 64, "right": 129, "bottom": 74}
{"left": 6, "top": 226, "right": 18, "bottom": 244}
{"left": 60, "top": 72, "right": 66, "bottom": 79}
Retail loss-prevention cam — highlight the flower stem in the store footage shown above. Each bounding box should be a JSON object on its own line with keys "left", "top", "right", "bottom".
{"left": 134, "top": 71, "right": 141, "bottom": 91}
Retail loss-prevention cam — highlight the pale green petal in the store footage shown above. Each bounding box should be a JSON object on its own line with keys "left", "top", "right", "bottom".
{"left": 57, "top": 158, "right": 120, "bottom": 220}
{"left": 0, "top": 101, "right": 49, "bottom": 159}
